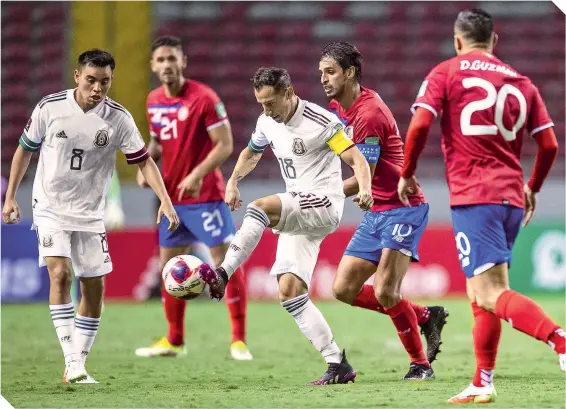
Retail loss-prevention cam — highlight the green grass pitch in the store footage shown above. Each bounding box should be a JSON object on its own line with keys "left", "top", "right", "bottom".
{"left": 2, "top": 297, "right": 565, "bottom": 408}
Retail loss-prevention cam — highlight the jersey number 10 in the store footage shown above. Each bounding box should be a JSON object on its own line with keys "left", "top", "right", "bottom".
{"left": 460, "top": 77, "right": 527, "bottom": 141}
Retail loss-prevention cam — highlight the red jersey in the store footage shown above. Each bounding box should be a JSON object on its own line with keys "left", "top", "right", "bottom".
{"left": 330, "top": 87, "right": 425, "bottom": 212}
{"left": 147, "top": 79, "right": 228, "bottom": 205}
{"left": 412, "top": 50, "right": 554, "bottom": 208}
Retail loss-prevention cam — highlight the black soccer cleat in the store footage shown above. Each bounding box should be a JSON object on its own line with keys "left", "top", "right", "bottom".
{"left": 419, "top": 306, "right": 449, "bottom": 364}
{"left": 403, "top": 363, "right": 435, "bottom": 380}
{"left": 308, "top": 349, "right": 357, "bottom": 385}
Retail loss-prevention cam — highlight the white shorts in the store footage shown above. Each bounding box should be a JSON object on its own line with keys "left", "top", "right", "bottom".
{"left": 269, "top": 192, "right": 344, "bottom": 288}
{"left": 35, "top": 226, "right": 113, "bottom": 278}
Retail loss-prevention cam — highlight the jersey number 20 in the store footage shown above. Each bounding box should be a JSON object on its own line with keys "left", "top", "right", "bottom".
{"left": 460, "top": 77, "right": 527, "bottom": 141}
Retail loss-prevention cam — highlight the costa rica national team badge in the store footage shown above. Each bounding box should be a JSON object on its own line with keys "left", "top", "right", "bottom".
{"left": 94, "top": 130, "right": 109, "bottom": 148}
{"left": 292, "top": 138, "right": 307, "bottom": 156}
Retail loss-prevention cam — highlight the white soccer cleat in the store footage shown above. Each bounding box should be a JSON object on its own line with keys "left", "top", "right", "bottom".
{"left": 448, "top": 383, "right": 496, "bottom": 404}
{"left": 74, "top": 374, "right": 99, "bottom": 384}
{"left": 230, "top": 340, "right": 253, "bottom": 361}
{"left": 62, "top": 361, "right": 87, "bottom": 383}
{"left": 559, "top": 354, "right": 566, "bottom": 371}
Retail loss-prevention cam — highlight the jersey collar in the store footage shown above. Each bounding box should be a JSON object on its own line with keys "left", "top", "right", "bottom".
{"left": 67, "top": 89, "right": 105, "bottom": 115}
{"left": 285, "top": 97, "right": 305, "bottom": 128}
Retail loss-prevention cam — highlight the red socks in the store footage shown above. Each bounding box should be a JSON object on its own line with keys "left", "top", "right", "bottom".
{"left": 225, "top": 267, "right": 247, "bottom": 343}
{"left": 495, "top": 290, "right": 560, "bottom": 345}
{"left": 471, "top": 302, "right": 501, "bottom": 387}
{"left": 385, "top": 299, "right": 429, "bottom": 366}
{"left": 352, "top": 285, "right": 430, "bottom": 324}
{"left": 162, "top": 285, "right": 186, "bottom": 346}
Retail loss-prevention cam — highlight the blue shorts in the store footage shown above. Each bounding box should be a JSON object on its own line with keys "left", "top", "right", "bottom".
{"left": 344, "top": 203, "right": 429, "bottom": 265}
{"left": 159, "top": 201, "right": 236, "bottom": 248}
{"left": 451, "top": 204, "right": 523, "bottom": 278}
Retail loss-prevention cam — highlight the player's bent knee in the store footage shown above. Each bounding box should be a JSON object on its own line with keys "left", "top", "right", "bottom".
{"left": 278, "top": 273, "right": 307, "bottom": 302}
{"left": 332, "top": 282, "right": 357, "bottom": 305}
{"left": 475, "top": 287, "right": 505, "bottom": 313}
{"left": 250, "top": 197, "right": 281, "bottom": 227}
{"left": 48, "top": 265, "right": 73, "bottom": 289}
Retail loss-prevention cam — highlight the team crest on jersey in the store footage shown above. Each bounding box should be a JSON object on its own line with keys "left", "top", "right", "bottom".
{"left": 177, "top": 106, "right": 189, "bottom": 121}
{"left": 292, "top": 138, "right": 307, "bottom": 156}
{"left": 42, "top": 235, "right": 53, "bottom": 248}
{"left": 94, "top": 130, "right": 109, "bottom": 148}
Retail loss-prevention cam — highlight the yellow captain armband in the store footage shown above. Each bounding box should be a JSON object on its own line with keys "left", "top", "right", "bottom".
{"left": 326, "top": 129, "right": 354, "bottom": 155}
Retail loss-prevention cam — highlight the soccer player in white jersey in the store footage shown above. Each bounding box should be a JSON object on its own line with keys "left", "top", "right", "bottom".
{"left": 2, "top": 49, "right": 179, "bottom": 383}
{"left": 197, "top": 67, "right": 373, "bottom": 384}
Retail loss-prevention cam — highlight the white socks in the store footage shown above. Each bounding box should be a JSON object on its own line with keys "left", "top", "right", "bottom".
{"left": 221, "top": 204, "right": 269, "bottom": 278}
{"left": 281, "top": 294, "right": 342, "bottom": 364}
{"left": 74, "top": 315, "right": 100, "bottom": 364}
{"left": 50, "top": 303, "right": 101, "bottom": 368}
{"left": 50, "top": 303, "right": 78, "bottom": 366}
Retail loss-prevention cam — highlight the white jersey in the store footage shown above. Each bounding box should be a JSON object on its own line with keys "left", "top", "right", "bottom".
{"left": 249, "top": 98, "right": 346, "bottom": 198}
{"left": 20, "top": 89, "right": 149, "bottom": 232}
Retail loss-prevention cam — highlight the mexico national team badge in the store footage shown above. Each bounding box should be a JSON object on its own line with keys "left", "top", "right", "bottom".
{"left": 292, "top": 138, "right": 307, "bottom": 156}
{"left": 42, "top": 234, "right": 53, "bottom": 248}
{"left": 177, "top": 106, "right": 189, "bottom": 121}
{"left": 94, "top": 130, "right": 109, "bottom": 148}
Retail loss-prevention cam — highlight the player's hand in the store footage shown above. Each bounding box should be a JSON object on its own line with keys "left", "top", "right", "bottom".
{"left": 353, "top": 189, "right": 373, "bottom": 211}
{"left": 2, "top": 198, "right": 20, "bottom": 224}
{"left": 157, "top": 201, "right": 180, "bottom": 232}
{"left": 136, "top": 168, "right": 150, "bottom": 188}
{"left": 177, "top": 173, "right": 203, "bottom": 201}
{"left": 522, "top": 184, "right": 536, "bottom": 227}
{"left": 398, "top": 176, "right": 418, "bottom": 207}
{"left": 225, "top": 181, "right": 242, "bottom": 211}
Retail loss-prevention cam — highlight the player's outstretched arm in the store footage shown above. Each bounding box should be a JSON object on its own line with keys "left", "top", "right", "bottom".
{"left": 2, "top": 145, "right": 33, "bottom": 224}
{"left": 225, "top": 147, "right": 263, "bottom": 211}
{"left": 136, "top": 139, "right": 162, "bottom": 188}
{"left": 398, "top": 107, "right": 435, "bottom": 206}
{"left": 137, "top": 157, "right": 180, "bottom": 232}
{"left": 340, "top": 146, "right": 373, "bottom": 211}
{"left": 177, "top": 123, "right": 234, "bottom": 201}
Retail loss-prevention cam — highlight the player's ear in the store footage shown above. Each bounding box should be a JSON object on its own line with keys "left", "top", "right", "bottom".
{"left": 182, "top": 55, "right": 187, "bottom": 70}
{"left": 347, "top": 66, "right": 356, "bottom": 80}
{"left": 491, "top": 32, "right": 498, "bottom": 50}
{"left": 73, "top": 69, "right": 80, "bottom": 85}
{"left": 453, "top": 36, "right": 462, "bottom": 55}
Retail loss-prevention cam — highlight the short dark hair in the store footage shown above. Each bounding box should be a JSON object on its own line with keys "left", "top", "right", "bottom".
{"left": 77, "top": 49, "right": 115, "bottom": 71}
{"left": 250, "top": 67, "right": 292, "bottom": 93}
{"left": 151, "top": 35, "right": 183, "bottom": 53}
{"left": 455, "top": 8, "right": 494, "bottom": 44}
{"left": 320, "top": 41, "right": 363, "bottom": 83}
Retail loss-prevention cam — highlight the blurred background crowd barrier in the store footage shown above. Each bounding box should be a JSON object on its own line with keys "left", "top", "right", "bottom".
{"left": 2, "top": 1, "right": 564, "bottom": 303}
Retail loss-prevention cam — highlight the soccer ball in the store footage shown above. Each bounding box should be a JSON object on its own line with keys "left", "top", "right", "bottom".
{"left": 162, "top": 255, "right": 207, "bottom": 300}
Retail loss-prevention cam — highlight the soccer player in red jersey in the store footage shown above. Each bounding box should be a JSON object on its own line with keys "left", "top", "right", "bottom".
{"left": 399, "top": 9, "right": 564, "bottom": 403}
{"left": 319, "top": 41, "right": 449, "bottom": 380}
{"left": 134, "top": 36, "right": 252, "bottom": 360}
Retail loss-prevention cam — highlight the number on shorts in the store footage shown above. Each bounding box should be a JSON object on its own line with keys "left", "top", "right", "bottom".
{"left": 455, "top": 232, "right": 471, "bottom": 268}
{"left": 392, "top": 224, "right": 413, "bottom": 237}
{"left": 99, "top": 233, "right": 109, "bottom": 253}
{"left": 277, "top": 158, "right": 296, "bottom": 179}
{"left": 460, "top": 77, "right": 527, "bottom": 141}
{"left": 202, "top": 209, "right": 224, "bottom": 237}
{"left": 70, "top": 149, "right": 85, "bottom": 170}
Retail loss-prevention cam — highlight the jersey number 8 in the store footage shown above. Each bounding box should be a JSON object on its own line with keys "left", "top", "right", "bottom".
{"left": 70, "top": 149, "right": 85, "bottom": 170}
{"left": 460, "top": 77, "right": 527, "bottom": 142}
